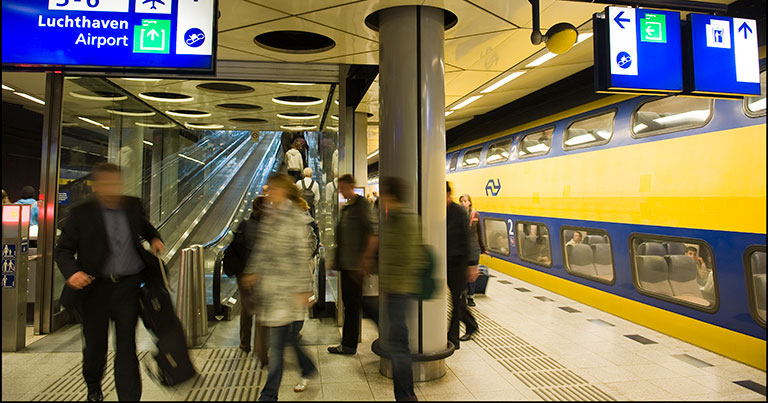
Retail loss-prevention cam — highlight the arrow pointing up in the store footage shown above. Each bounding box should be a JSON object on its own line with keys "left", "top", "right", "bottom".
{"left": 147, "top": 29, "right": 160, "bottom": 40}
{"left": 614, "top": 11, "right": 631, "bottom": 29}
{"left": 738, "top": 21, "right": 753, "bottom": 39}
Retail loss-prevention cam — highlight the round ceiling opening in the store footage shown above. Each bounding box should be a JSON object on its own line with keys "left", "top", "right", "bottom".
{"left": 196, "top": 82, "right": 254, "bottom": 93}
{"left": 272, "top": 96, "right": 323, "bottom": 106}
{"left": 280, "top": 124, "right": 318, "bottom": 131}
{"left": 216, "top": 103, "right": 262, "bottom": 111}
{"left": 230, "top": 118, "right": 268, "bottom": 124}
{"left": 69, "top": 91, "right": 127, "bottom": 102}
{"left": 167, "top": 109, "right": 211, "bottom": 118}
{"left": 254, "top": 30, "right": 336, "bottom": 54}
{"left": 138, "top": 92, "right": 194, "bottom": 102}
{"left": 277, "top": 112, "right": 320, "bottom": 120}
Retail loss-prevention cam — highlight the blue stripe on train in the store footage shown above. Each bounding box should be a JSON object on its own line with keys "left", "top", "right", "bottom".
{"left": 479, "top": 211, "right": 767, "bottom": 340}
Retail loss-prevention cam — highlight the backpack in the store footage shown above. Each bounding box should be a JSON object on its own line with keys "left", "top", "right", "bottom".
{"left": 418, "top": 244, "right": 437, "bottom": 299}
{"left": 300, "top": 179, "right": 316, "bottom": 206}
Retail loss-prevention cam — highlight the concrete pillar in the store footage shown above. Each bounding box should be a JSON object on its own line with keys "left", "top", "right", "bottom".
{"left": 375, "top": 5, "right": 451, "bottom": 380}
{"left": 338, "top": 66, "right": 355, "bottom": 178}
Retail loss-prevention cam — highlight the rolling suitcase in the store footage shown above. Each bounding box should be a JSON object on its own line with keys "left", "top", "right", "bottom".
{"left": 474, "top": 266, "right": 490, "bottom": 294}
{"left": 139, "top": 257, "right": 197, "bottom": 386}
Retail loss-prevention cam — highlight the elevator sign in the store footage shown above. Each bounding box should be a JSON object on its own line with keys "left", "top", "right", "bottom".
{"left": 1, "top": 0, "right": 216, "bottom": 73}
{"left": 686, "top": 14, "right": 760, "bottom": 96}
{"left": 595, "top": 7, "right": 683, "bottom": 94}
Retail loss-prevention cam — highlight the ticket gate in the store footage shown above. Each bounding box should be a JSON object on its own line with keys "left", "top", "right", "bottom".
{"left": 2, "top": 204, "right": 31, "bottom": 351}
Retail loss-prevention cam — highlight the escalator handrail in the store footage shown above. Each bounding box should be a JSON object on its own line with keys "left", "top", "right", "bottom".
{"left": 157, "top": 134, "right": 253, "bottom": 231}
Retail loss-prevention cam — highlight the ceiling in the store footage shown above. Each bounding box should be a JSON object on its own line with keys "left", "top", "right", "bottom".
{"left": 2, "top": 0, "right": 737, "bottom": 157}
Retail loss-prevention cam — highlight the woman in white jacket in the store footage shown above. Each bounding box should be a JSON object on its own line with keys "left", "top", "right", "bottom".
{"left": 240, "top": 173, "right": 317, "bottom": 401}
{"left": 285, "top": 141, "right": 304, "bottom": 182}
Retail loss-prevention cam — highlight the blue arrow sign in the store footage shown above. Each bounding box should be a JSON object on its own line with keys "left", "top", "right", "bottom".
{"left": 738, "top": 21, "right": 752, "bottom": 39}
{"left": 614, "top": 11, "right": 631, "bottom": 29}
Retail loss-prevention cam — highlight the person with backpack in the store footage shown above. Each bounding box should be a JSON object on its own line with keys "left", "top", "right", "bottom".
{"left": 379, "top": 176, "right": 425, "bottom": 401}
{"left": 446, "top": 182, "right": 479, "bottom": 349}
{"left": 226, "top": 196, "right": 270, "bottom": 366}
{"left": 296, "top": 167, "right": 320, "bottom": 218}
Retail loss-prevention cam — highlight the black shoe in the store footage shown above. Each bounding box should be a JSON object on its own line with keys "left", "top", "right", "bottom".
{"left": 467, "top": 298, "right": 476, "bottom": 307}
{"left": 327, "top": 345, "right": 356, "bottom": 355}
{"left": 459, "top": 330, "right": 475, "bottom": 342}
{"left": 87, "top": 388, "right": 103, "bottom": 401}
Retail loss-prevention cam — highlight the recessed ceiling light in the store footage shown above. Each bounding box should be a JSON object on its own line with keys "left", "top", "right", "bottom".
{"left": 525, "top": 52, "right": 558, "bottom": 68}
{"left": 167, "top": 110, "right": 212, "bottom": 118}
{"left": 272, "top": 96, "right": 323, "bottom": 106}
{"left": 330, "top": 114, "right": 339, "bottom": 120}
{"left": 280, "top": 124, "right": 317, "bottom": 131}
{"left": 69, "top": 91, "right": 127, "bottom": 102}
{"left": 2, "top": 84, "right": 15, "bottom": 91}
{"left": 121, "top": 78, "right": 163, "bottom": 82}
{"left": 106, "top": 108, "right": 155, "bottom": 117}
{"left": 450, "top": 95, "right": 483, "bottom": 111}
{"left": 277, "top": 112, "right": 320, "bottom": 120}
{"left": 136, "top": 122, "right": 176, "bottom": 128}
{"left": 481, "top": 71, "right": 527, "bottom": 94}
{"left": 78, "top": 116, "right": 110, "bottom": 130}
{"left": 143, "top": 140, "right": 154, "bottom": 146}
{"left": 367, "top": 150, "right": 379, "bottom": 159}
{"left": 185, "top": 123, "right": 224, "bottom": 129}
{"left": 138, "top": 92, "right": 194, "bottom": 103}
{"left": 279, "top": 82, "right": 314, "bottom": 86}
{"left": 64, "top": 76, "right": 81, "bottom": 80}
{"left": 576, "top": 32, "right": 593, "bottom": 44}
{"left": 334, "top": 99, "right": 339, "bottom": 105}
{"left": 178, "top": 153, "right": 204, "bottom": 165}
{"left": 326, "top": 126, "right": 339, "bottom": 131}
{"left": 15, "top": 92, "right": 46, "bottom": 105}
{"left": 445, "top": 111, "right": 454, "bottom": 116}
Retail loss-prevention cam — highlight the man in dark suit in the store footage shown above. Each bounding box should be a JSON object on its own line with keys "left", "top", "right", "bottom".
{"left": 55, "top": 163, "right": 165, "bottom": 401}
{"left": 446, "top": 182, "right": 479, "bottom": 349}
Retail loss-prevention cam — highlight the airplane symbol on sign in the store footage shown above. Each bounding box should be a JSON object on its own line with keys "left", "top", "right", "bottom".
{"left": 142, "top": 0, "right": 165, "bottom": 10}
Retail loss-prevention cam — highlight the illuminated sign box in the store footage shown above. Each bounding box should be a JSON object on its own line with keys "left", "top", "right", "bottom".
{"left": 2, "top": 0, "right": 216, "bottom": 74}
{"left": 594, "top": 7, "right": 683, "bottom": 94}
{"left": 684, "top": 14, "right": 760, "bottom": 97}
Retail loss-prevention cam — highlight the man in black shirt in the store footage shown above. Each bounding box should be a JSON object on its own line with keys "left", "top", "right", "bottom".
{"left": 446, "top": 182, "right": 479, "bottom": 349}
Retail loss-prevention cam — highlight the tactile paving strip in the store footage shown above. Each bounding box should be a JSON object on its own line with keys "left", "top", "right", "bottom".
{"left": 182, "top": 348, "right": 263, "bottom": 401}
{"left": 469, "top": 304, "right": 615, "bottom": 401}
{"left": 32, "top": 351, "right": 149, "bottom": 401}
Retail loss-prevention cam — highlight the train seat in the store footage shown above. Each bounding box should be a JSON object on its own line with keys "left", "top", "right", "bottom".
{"left": 567, "top": 243, "right": 596, "bottom": 276}
{"left": 585, "top": 235, "right": 607, "bottom": 245}
{"left": 752, "top": 251, "right": 766, "bottom": 275}
{"left": 521, "top": 235, "right": 538, "bottom": 258}
{"left": 592, "top": 243, "right": 613, "bottom": 279}
{"left": 563, "top": 229, "right": 575, "bottom": 244}
{"left": 666, "top": 255, "right": 710, "bottom": 306}
{"left": 665, "top": 242, "right": 687, "bottom": 255}
{"left": 636, "top": 255, "right": 674, "bottom": 296}
{"left": 638, "top": 242, "right": 667, "bottom": 256}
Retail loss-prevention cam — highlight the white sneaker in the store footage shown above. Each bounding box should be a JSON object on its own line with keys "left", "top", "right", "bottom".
{"left": 294, "top": 378, "right": 309, "bottom": 392}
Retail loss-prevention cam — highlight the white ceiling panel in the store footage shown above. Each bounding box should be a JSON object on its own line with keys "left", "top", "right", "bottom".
{"left": 218, "top": 0, "right": 290, "bottom": 32}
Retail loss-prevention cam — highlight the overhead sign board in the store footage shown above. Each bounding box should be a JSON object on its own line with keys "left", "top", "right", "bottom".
{"left": 594, "top": 7, "right": 683, "bottom": 94}
{"left": 685, "top": 14, "right": 760, "bottom": 96}
{"left": 2, "top": 0, "right": 216, "bottom": 73}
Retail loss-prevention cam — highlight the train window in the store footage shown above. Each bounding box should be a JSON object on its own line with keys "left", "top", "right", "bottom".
{"left": 631, "top": 97, "right": 713, "bottom": 138}
{"left": 561, "top": 227, "right": 615, "bottom": 283}
{"left": 449, "top": 153, "right": 459, "bottom": 171}
{"left": 516, "top": 221, "right": 551, "bottom": 267}
{"left": 486, "top": 140, "right": 512, "bottom": 165}
{"left": 563, "top": 111, "right": 616, "bottom": 150}
{"left": 744, "top": 70, "right": 766, "bottom": 117}
{"left": 483, "top": 218, "right": 510, "bottom": 256}
{"left": 518, "top": 127, "right": 554, "bottom": 158}
{"left": 630, "top": 234, "right": 718, "bottom": 311}
{"left": 744, "top": 246, "right": 766, "bottom": 326}
{"left": 462, "top": 147, "right": 482, "bottom": 168}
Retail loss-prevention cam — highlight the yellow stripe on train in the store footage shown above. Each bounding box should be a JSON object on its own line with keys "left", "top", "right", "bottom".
{"left": 481, "top": 255, "right": 767, "bottom": 371}
{"left": 449, "top": 125, "right": 767, "bottom": 234}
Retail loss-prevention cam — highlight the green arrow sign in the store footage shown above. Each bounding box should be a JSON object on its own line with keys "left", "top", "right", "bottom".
{"left": 641, "top": 14, "right": 666, "bottom": 43}
{"left": 133, "top": 19, "right": 171, "bottom": 54}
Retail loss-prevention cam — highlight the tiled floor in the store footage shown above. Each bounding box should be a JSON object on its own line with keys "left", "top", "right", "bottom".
{"left": 2, "top": 268, "right": 765, "bottom": 401}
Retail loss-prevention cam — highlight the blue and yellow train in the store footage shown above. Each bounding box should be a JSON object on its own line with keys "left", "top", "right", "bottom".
{"left": 446, "top": 73, "right": 766, "bottom": 370}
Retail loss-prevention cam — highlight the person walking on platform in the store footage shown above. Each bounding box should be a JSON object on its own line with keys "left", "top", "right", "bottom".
{"left": 446, "top": 183, "right": 479, "bottom": 349}
{"left": 460, "top": 194, "right": 487, "bottom": 308}
{"left": 285, "top": 141, "right": 304, "bottom": 182}
{"left": 55, "top": 163, "right": 165, "bottom": 401}
{"left": 327, "top": 174, "right": 377, "bottom": 355}
{"left": 379, "top": 177, "right": 423, "bottom": 401}
{"left": 230, "top": 196, "right": 270, "bottom": 366}
{"left": 296, "top": 167, "right": 320, "bottom": 218}
{"left": 239, "top": 173, "right": 317, "bottom": 401}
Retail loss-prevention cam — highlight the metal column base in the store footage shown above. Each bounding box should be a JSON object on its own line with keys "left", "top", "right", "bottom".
{"left": 371, "top": 339, "right": 455, "bottom": 382}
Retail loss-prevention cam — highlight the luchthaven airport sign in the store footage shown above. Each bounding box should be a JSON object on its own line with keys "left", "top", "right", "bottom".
{"left": 2, "top": 0, "right": 216, "bottom": 73}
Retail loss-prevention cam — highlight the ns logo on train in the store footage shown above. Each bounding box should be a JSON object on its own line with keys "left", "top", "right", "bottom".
{"left": 485, "top": 179, "right": 501, "bottom": 196}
